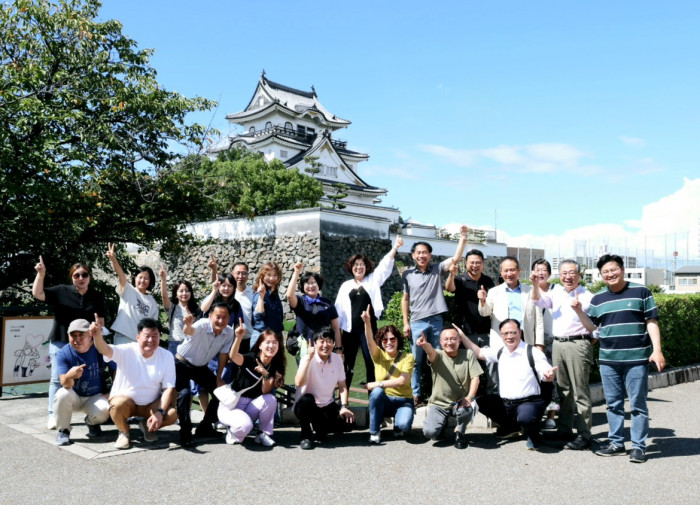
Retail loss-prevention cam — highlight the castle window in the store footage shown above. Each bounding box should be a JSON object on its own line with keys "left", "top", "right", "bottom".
{"left": 280, "top": 150, "right": 288, "bottom": 159}
{"left": 265, "top": 121, "right": 272, "bottom": 130}
{"left": 285, "top": 122, "right": 293, "bottom": 132}
{"left": 249, "top": 126, "right": 256, "bottom": 133}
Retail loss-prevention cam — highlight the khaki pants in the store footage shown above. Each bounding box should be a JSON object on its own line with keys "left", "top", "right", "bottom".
{"left": 109, "top": 395, "right": 177, "bottom": 434}
{"left": 553, "top": 339, "right": 592, "bottom": 437}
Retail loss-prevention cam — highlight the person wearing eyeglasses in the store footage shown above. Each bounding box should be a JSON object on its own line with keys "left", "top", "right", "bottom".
{"left": 461, "top": 319, "right": 556, "bottom": 451}
{"left": 417, "top": 327, "right": 482, "bottom": 449}
{"left": 32, "top": 256, "right": 106, "bottom": 430}
{"left": 572, "top": 254, "right": 666, "bottom": 464}
{"left": 360, "top": 308, "right": 414, "bottom": 445}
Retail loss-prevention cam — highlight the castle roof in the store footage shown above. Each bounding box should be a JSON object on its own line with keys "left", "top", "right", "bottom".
{"left": 226, "top": 73, "right": 351, "bottom": 129}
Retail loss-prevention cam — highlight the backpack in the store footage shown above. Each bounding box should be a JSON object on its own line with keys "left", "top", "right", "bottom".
{"left": 497, "top": 344, "right": 554, "bottom": 403}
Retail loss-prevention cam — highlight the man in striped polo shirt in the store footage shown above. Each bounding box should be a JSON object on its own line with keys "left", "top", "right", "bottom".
{"left": 573, "top": 254, "right": 665, "bottom": 463}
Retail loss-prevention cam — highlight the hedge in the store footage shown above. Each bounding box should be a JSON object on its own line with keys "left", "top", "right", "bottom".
{"left": 383, "top": 291, "right": 700, "bottom": 371}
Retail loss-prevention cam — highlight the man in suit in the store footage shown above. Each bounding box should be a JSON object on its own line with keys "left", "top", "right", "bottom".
{"left": 478, "top": 256, "right": 544, "bottom": 391}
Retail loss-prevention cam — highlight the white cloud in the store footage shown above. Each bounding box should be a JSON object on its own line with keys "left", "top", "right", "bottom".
{"left": 504, "top": 178, "right": 700, "bottom": 266}
{"left": 621, "top": 135, "right": 646, "bottom": 147}
{"left": 418, "top": 142, "right": 585, "bottom": 174}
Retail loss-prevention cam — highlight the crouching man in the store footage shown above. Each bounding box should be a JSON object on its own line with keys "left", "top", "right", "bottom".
{"left": 54, "top": 318, "right": 114, "bottom": 446}
{"left": 294, "top": 327, "right": 355, "bottom": 450}
{"left": 418, "top": 328, "right": 482, "bottom": 449}
{"left": 461, "top": 319, "right": 557, "bottom": 451}
{"left": 91, "top": 315, "right": 177, "bottom": 449}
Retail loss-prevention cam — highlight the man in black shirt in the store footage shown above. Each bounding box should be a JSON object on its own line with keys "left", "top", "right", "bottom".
{"left": 446, "top": 249, "right": 496, "bottom": 393}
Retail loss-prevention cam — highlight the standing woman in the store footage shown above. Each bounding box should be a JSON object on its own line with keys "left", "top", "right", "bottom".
{"left": 105, "top": 243, "right": 159, "bottom": 345}
{"left": 32, "top": 256, "right": 106, "bottom": 429}
{"left": 361, "top": 307, "right": 415, "bottom": 444}
{"left": 335, "top": 235, "right": 403, "bottom": 387}
{"left": 218, "top": 325, "right": 286, "bottom": 447}
{"left": 285, "top": 262, "right": 341, "bottom": 359}
{"left": 251, "top": 262, "right": 284, "bottom": 347}
{"left": 160, "top": 265, "right": 201, "bottom": 356}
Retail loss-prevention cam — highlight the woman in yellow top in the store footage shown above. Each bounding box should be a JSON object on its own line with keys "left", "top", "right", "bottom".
{"left": 361, "top": 307, "right": 415, "bottom": 444}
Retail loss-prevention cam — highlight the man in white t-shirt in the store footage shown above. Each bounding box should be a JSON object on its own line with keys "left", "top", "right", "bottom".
{"left": 91, "top": 316, "right": 177, "bottom": 450}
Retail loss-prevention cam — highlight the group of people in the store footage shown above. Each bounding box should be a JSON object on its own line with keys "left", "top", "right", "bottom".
{"left": 32, "top": 234, "right": 665, "bottom": 461}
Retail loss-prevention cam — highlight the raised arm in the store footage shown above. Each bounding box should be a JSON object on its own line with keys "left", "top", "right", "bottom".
{"left": 445, "top": 262, "right": 458, "bottom": 293}
{"left": 228, "top": 319, "right": 247, "bottom": 366}
{"left": 294, "top": 344, "right": 315, "bottom": 387}
{"left": 159, "top": 264, "right": 171, "bottom": 312}
{"left": 182, "top": 307, "right": 196, "bottom": 337}
{"left": 32, "top": 255, "right": 47, "bottom": 301}
{"left": 361, "top": 305, "right": 379, "bottom": 359}
{"left": 285, "top": 261, "right": 303, "bottom": 309}
{"left": 530, "top": 271, "right": 541, "bottom": 301}
{"left": 89, "top": 312, "right": 113, "bottom": 360}
{"left": 452, "top": 323, "right": 486, "bottom": 360}
{"left": 207, "top": 253, "right": 218, "bottom": 283}
{"left": 105, "top": 243, "right": 128, "bottom": 291}
{"left": 571, "top": 293, "right": 597, "bottom": 333}
{"left": 450, "top": 225, "right": 469, "bottom": 265}
{"left": 416, "top": 332, "right": 438, "bottom": 363}
{"left": 200, "top": 280, "right": 219, "bottom": 314}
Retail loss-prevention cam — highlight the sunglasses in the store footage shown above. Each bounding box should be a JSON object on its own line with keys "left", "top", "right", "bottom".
{"left": 72, "top": 272, "right": 89, "bottom": 279}
{"left": 381, "top": 337, "right": 397, "bottom": 343}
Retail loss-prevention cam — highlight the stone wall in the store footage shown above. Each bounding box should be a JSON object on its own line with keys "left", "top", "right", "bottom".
{"left": 156, "top": 235, "right": 506, "bottom": 321}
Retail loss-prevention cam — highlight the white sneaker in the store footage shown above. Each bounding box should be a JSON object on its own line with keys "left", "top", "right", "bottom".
{"left": 216, "top": 422, "right": 226, "bottom": 430}
{"left": 225, "top": 431, "right": 239, "bottom": 445}
{"left": 115, "top": 431, "right": 131, "bottom": 450}
{"left": 139, "top": 419, "right": 159, "bottom": 442}
{"left": 47, "top": 415, "right": 57, "bottom": 430}
{"left": 255, "top": 432, "right": 276, "bottom": 447}
{"left": 369, "top": 433, "right": 381, "bottom": 444}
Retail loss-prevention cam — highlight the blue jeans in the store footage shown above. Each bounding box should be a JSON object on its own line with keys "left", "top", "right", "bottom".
{"left": 48, "top": 341, "right": 68, "bottom": 415}
{"left": 410, "top": 315, "right": 443, "bottom": 398}
{"left": 600, "top": 363, "right": 649, "bottom": 450}
{"left": 368, "top": 388, "right": 414, "bottom": 435}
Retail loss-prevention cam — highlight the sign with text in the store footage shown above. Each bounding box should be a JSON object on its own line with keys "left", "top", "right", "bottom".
{"left": 1, "top": 317, "right": 54, "bottom": 386}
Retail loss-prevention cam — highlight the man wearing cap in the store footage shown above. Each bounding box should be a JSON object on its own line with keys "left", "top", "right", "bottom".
{"left": 91, "top": 316, "right": 178, "bottom": 450}
{"left": 53, "top": 318, "right": 114, "bottom": 446}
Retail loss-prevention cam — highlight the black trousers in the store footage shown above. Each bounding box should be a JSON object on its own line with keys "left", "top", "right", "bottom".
{"left": 175, "top": 360, "right": 220, "bottom": 441}
{"left": 294, "top": 393, "right": 353, "bottom": 440}
{"left": 478, "top": 393, "right": 546, "bottom": 439}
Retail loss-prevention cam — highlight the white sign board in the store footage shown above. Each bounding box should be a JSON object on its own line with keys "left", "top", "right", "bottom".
{"left": 1, "top": 317, "right": 54, "bottom": 386}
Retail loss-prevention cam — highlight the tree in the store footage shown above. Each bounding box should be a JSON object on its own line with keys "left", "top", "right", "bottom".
{"left": 0, "top": 0, "right": 323, "bottom": 300}
{"left": 201, "top": 148, "right": 324, "bottom": 218}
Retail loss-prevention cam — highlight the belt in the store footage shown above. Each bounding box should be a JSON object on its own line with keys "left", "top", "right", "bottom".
{"left": 175, "top": 353, "right": 191, "bottom": 365}
{"left": 503, "top": 395, "right": 541, "bottom": 405}
{"left": 553, "top": 334, "right": 590, "bottom": 342}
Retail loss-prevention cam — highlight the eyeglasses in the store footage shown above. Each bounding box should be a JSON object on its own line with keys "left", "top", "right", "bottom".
{"left": 233, "top": 271, "right": 248, "bottom": 277}
{"left": 381, "top": 337, "right": 397, "bottom": 343}
{"left": 601, "top": 267, "right": 621, "bottom": 276}
{"left": 72, "top": 272, "right": 89, "bottom": 279}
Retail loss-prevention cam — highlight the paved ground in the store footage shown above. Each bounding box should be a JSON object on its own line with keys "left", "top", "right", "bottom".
{"left": 0, "top": 380, "right": 698, "bottom": 505}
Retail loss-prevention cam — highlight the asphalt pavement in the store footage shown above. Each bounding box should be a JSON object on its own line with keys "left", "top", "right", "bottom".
{"left": 0, "top": 378, "right": 698, "bottom": 505}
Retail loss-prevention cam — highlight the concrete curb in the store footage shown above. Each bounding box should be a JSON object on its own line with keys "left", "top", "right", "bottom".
{"left": 282, "top": 363, "right": 700, "bottom": 430}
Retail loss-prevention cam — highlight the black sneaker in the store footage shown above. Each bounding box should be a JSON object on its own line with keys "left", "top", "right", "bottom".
{"left": 629, "top": 447, "right": 647, "bottom": 463}
{"left": 300, "top": 438, "right": 314, "bottom": 450}
{"left": 194, "top": 426, "right": 224, "bottom": 439}
{"left": 87, "top": 423, "right": 102, "bottom": 438}
{"left": 595, "top": 442, "right": 626, "bottom": 457}
{"left": 564, "top": 435, "right": 591, "bottom": 450}
{"left": 454, "top": 432, "right": 468, "bottom": 449}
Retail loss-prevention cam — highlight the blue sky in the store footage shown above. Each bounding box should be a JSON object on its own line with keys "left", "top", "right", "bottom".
{"left": 98, "top": 1, "right": 700, "bottom": 265}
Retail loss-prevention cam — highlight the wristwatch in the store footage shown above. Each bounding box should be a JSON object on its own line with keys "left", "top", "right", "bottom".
{"left": 334, "top": 346, "right": 344, "bottom": 352}
{"left": 341, "top": 403, "right": 350, "bottom": 409}
{"left": 156, "top": 408, "right": 166, "bottom": 417}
